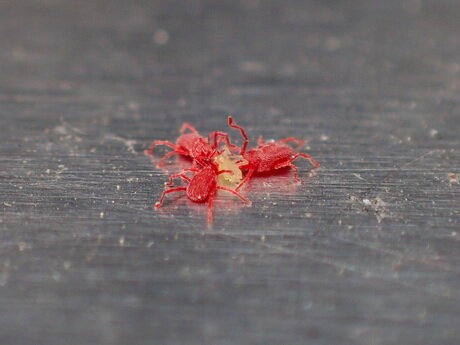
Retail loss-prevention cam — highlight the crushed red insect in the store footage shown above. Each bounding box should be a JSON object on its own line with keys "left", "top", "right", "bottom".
{"left": 146, "top": 116, "right": 320, "bottom": 225}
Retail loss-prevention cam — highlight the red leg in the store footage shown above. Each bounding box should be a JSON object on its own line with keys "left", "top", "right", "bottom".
{"left": 155, "top": 187, "right": 187, "bottom": 208}
{"left": 209, "top": 131, "right": 239, "bottom": 152}
{"left": 289, "top": 163, "right": 301, "bottom": 183}
{"left": 279, "top": 137, "right": 305, "bottom": 148}
{"left": 257, "top": 135, "right": 264, "bottom": 146}
{"left": 236, "top": 168, "right": 254, "bottom": 191}
{"left": 165, "top": 172, "right": 192, "bottom": 186}
{"left": 217, "top": 186, "right": 252, "bottom": 206}
{"left": 156, "top": 151, "right": 179, "bottom": 168}
{"left": 228, "top": 116, "right": 249, "bottom": 155}
{"left": 156, "top": 146, "right": 191, "bottom": 167}
{"left": 296, "top": 153, "right": 320, "bottom": 168}
{"left": 207, "top": 192, "right": 215, "bottom": 226}
{"left": 144, "top": 140, "right": 176, "bottom": 156}
{"left": 180, "top": 122, "right": 199, "bottom": 134}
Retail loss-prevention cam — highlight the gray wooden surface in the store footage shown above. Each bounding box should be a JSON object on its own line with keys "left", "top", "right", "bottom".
{"left": 1, "top": 1, "right": 459, "bottom": 344}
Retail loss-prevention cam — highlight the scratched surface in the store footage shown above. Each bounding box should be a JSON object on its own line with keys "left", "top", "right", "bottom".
{"left": 1, "top": 0, "right": 460, "bottom": 344}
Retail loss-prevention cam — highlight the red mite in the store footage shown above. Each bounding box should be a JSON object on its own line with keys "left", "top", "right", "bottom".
{"left": 155, "top": 158, "right": 251, "bottom": 225}
{"left": 145, "top": 122, "right": 235, "bottom": 168}
{"left": 227, "top": 116, "right": 320, "bottom": 190}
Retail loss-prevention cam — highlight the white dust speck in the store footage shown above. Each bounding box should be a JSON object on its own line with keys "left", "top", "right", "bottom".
{"left": 353, "top": 173, "right": 365, "bottom": 180}
{"left": 17, "top": 242, "right": 29, "bottom": 251}
{"left": 116, "top": 185, "right": 121, "bottom": 191}
{"left": 362, "top": 198, "right": 371, "bottom": 206}
{"left": 119, "top": 237, "right": 125, "bottom": 246}
{"left": 153, "top": 29, "right": 169, "bottom": 45}
{"left": 99, "top": 212, "right": 105, "bottom": 219}
{"left": 147, "top": 241, "right": 154, "bottom": 248}
{"left": 260, "top": 235, "right": 266, "bottom": 242}
{"left": 320, "top": 134, "right": 329, "bottom": 141}
{"left": 429, "top": 129, "right": 439, "bottom": 138}
{"left": 348, "top": 195, "right": 359, "bottom": 203}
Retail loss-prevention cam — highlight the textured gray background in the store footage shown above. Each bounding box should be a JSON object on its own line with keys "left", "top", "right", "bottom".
{"left": 1, "top": 0, "right": 459, "bottom": 344}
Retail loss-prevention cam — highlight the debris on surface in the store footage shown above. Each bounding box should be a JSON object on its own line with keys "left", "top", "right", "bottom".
{"left": 362, "top": 197, "right": 389, "bottom": 223}
{"left": 348, "top": 195, "right": 391, "bottom": 223}
{"left": 153, "top": 29, "right": 169, "bottom": 45}
{"left": 448, "top": 172, "right": 459, "bottom": 185}
{"left": 429, "top": 129, "right": 439, "bottom": 138}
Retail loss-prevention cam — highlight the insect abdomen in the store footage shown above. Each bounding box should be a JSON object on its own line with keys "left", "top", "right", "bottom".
{"left": 187, "top": 166, "right": 216, "bottom": 203}
{"left": 257, "top": 144, "right": 293, "bottom": 172}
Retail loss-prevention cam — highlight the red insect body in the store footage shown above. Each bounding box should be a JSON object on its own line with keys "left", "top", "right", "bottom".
{"left": 155, "top": 160, "right": 251, "bottom": 225}
{"left": 228, "top": 116, "right": 320, "bottom": 190}
{"left": 145, "top": 122, "right": 235, "bottom": 168}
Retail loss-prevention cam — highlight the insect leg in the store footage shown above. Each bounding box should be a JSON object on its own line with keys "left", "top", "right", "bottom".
{"left": 155, "top": 146, "right": 190, "bottom": 167}
{"left": 228, "top": 116, "right": 249, "bottom": 155}
{"left": 236, "top": 168, "right": 254, "bottom": 191}
{"left": 207, "top": 192, "right": 215, "bottom": 226}
{"left": 288, "top": 163, "right": 301, "bottom": 183}
{"left": 257, "top": 135, "right": 264, "bottom": 146}
{"left": 209, "top": 131, "right": 239, "bottom": 152}
{"left": 156, "top": 151, "right": 179, "bottom": 168}
{"left": 145, "top": 140, "right": 176, "bottom": 156}
{"left": 180, "top": 123, "right": 199, "bottom": 134}
{"left": 279, "top": 137, "right": 305, "bottom": 148}
{"left": 155, "top": 187, "right": 187, "bottom": 208}
{"left": 165, "top": 172, "right": 192, "bottom": 186}
{"left": 217, "top": 186, "right": 252, "bottom": 206}
{"left": 296, "top": 153, "right": 320, "bottom": 168}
